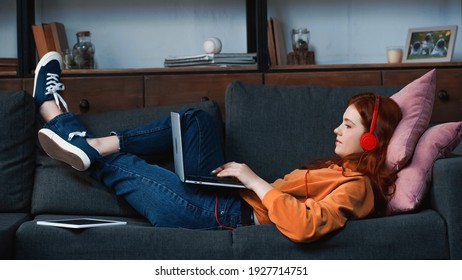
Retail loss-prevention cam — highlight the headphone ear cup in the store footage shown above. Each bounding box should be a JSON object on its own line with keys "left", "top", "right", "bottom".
{"left": 360, "top": 132, "right": 378, "bottom": 151}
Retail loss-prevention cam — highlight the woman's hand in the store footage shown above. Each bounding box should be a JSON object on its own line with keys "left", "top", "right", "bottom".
{"left": 212, "top": 162, "right": 273, "bottom": 199}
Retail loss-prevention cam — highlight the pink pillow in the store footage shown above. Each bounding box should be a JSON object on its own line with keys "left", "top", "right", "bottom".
{"left": 387, "top": 122, "right": 462, "bottom": 214}
{"left": 387, "top": 69, "right": 436, "bottom": 170}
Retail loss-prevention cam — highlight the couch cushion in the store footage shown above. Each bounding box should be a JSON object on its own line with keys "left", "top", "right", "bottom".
{"left": 16, "top": 214, "right": 233, "bottom": 259}
{"left": 225, "top": 81, "right": 401, "bottom": 182}
{"left": 31, "top": 101, "right": 223, "bottom": 217}
{"left": 15, "top": 210, "right": 447, "bottom": 260}
{"left": 232, "top": 210, "right": 447, "bottom": 259}
{"left": 0, "top": 91, "right": 36, "bottom": 212}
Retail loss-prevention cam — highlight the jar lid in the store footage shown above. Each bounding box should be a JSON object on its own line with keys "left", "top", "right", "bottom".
{"left": 76, "top": 31, "right": 91, "bottom": 37}
{"left": 292, "top": 28, "right": 309, "bottom": 34}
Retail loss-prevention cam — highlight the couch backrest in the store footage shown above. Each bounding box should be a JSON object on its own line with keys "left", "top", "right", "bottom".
{"left": 0, "top": 91, "right": 36, "bottom": 212}
{"left": 31, "top": 101, "right": 223, "bottom": 217}
{"left": 225, "top": 81, "right": 401, "bottom": 182}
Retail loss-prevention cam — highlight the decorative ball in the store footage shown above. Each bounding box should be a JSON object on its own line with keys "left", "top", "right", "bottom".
{"left": 203, "top": 37, "right": 222, "bottom": 54}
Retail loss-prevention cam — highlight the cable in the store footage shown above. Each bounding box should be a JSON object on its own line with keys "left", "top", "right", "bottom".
{"left": 214, "top": 195, "right": 235, "bottom": 230}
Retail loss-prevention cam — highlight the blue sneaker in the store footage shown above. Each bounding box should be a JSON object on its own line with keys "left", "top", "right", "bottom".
{"left": 33, "top": 51, "right": 69, "bottom": 112}
{"left": 38, "top": 113, "right": 100, "bottom": 171}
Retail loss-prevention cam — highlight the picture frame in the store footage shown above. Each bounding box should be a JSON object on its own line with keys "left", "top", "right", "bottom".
{"left": 403, "top": 25, "right": 458, "bottom": 63}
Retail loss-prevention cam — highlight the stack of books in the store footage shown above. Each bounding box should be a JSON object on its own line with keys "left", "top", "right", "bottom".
{"left": 32, "top": 22, "right": 69, "bottom": 59}
{"left": 164, "top": 53, "right": 257, "bottom": 67}
{"left": 0, "top": 58, "right": 17, "bottom": 73}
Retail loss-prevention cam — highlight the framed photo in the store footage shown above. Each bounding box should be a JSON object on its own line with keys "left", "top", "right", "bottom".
{"left": 403, "top": 25, "right": 458, "bottom": 63}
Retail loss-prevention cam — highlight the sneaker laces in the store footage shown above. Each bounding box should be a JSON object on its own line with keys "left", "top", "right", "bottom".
{"left": 68, "top": 131, "right": 87, "bottom": 141}
{"left": 46, "top": 73, "right": 69, "bottom": 112}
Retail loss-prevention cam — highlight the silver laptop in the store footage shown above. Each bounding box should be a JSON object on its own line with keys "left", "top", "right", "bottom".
{"left": 171, "top": 112, "right": 245, "bottom": 188}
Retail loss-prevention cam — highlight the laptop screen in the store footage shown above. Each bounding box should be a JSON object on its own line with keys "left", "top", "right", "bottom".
{"left": 171, "top": 112, "right": 186, "bottom": 182}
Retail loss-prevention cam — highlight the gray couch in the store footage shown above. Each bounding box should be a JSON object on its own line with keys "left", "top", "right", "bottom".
{"left": 1, "top": 81, "right": 461, "bottom": 259}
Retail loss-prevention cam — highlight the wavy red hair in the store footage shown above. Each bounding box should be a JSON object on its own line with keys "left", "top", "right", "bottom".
{"left": 304, "top": 92, "right": 402, "bottom": 215}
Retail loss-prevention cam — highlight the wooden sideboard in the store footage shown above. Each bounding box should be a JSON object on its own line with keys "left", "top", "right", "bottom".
{"left": 15, "top": 67, "right": 262, "bottom": 117}
{"left": 382, "top": 68, "right": 462, "bottom": 123}
{"left": 1, "top": 63, "right": 461, "bottom": 123}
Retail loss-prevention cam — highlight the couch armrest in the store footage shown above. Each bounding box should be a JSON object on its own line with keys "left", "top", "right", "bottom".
{"left": 0, "top": 213, "right": 31, "bottom": 259}
{"left": 430, "top": 155, "right": 462, "bottom": 259}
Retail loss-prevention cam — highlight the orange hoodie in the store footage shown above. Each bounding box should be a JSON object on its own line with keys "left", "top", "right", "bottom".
{"left": 239, "top": 164, "right": 375, "bottom": 243}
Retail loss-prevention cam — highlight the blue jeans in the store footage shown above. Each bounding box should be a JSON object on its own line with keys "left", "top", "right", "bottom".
{"left": 47, "top": 109, "right": 243, "bottom": 229}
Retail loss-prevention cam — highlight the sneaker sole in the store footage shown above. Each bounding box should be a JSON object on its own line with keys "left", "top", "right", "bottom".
{"left": 33, "top": 51, "right": 63, "bottom": 99}
{"left": 38, "top": 128, "right": 91, "bottom": 171}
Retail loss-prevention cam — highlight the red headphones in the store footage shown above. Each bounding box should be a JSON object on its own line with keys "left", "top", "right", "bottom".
{"left": 360, "top": 95, "right": 380, "bottom": 151}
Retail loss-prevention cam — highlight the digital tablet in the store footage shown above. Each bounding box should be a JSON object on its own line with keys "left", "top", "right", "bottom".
{"left": 37, "top": 218, "right": 127, "bottom": 229}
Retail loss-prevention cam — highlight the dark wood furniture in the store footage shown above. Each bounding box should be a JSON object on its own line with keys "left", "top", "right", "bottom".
{"left": 1, "top": 1, "right": 460, "bottom": 123}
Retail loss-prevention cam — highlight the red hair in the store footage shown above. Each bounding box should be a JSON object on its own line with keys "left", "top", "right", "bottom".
{"left": 304, "top": 93, "right": 402, "bottom": 215}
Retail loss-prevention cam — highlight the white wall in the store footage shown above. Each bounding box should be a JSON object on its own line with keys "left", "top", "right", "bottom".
{"left": 0, "top": 0, "right": 17, "bottom": 58}
{"left": 269, "top": 0, "right": 462, "bottom": 64}
{"left": 1, "top": 0, "right": 461, "bottom": 67}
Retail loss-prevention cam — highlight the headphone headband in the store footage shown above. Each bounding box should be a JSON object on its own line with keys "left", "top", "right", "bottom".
{"left": 369, "top": 95, "right": 380, "bottom": 134}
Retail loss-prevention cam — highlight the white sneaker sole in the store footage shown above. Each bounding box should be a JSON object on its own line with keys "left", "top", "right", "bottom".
{"left": 33, "top": 51, "right": 63, "bottom": 99}
{"left": 38, "top": 128, "right": 91, "bottom": 171}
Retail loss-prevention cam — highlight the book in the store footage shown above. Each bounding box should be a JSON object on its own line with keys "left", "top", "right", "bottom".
{"left": 271, "top": 17, "right": 287, "bottom": 65}
{"left": 267, "top": 19, "right": 277, "bottom": 65}
{"left": 164, "top": 53, "right": 257, "bottom": 67}
{"left": 32, "top": 24, "right": 48, "bottom": 59}
{"left": 0, "top": 58, "right": 18, "bottom": 72}
{"left": 49, "top": 22, "right": 69, "bottom": 53}
{"left": 43, "top": 24, "right": 56, "bottom": 52}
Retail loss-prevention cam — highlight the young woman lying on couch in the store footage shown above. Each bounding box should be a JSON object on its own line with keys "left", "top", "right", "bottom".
{"left": 33, "top": 51, "right": 402, "bottom": 243}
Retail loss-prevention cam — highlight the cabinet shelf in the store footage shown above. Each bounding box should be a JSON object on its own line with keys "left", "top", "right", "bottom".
{"left": 0, "top": 58, "right": 18, "bottom": 77}
{"left": 60, "top": 66, "right": 259, "bottom": 77}
{"left": 10, "top": 0, "right": 461, "bottom": 77}
{"left": 269, "top": 61, "right": 462, "bottom": 72}
{"left": 10, "top": 0, "right": 265, "bottom": 78}
{"left": 0, "top": 71, "right": 18, "bottom": 77}
{"left": 2, "top": 0, "right": 461, "bottom": 124}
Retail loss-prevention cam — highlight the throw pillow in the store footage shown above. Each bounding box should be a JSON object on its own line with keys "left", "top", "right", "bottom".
{"left": 386, "top": 69, "right": 436, "bottom": 170}
{"left": 387, "top": 122, "right": 462, "bottom": 214}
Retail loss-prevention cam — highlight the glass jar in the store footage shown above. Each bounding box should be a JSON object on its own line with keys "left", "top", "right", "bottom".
{"left": 72, "top": 31, "right": 95, "bottom": 69}
{"left": 63, "top": 49, "right": 73, "bottom": 69}
{"left": 291, "top": 28, "right": 310, "bottom": 52}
